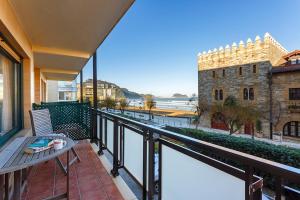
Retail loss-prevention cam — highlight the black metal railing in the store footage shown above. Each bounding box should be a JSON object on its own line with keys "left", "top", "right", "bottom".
{"left": 92, "top": 109, "right": 300, "bottom": 200}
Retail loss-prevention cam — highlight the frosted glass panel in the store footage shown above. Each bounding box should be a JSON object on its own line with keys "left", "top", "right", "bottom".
{"left": 124, "top": 128, "right": 144, "bottom": 185}
{"left": 161, "top": 145, "right": 244, "bottom": 200}
{"left": 106, "top": 120, "right": 114, "bottom": 152}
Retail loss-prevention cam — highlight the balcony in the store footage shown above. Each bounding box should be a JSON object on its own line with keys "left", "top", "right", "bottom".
{"left": 10, "top": 102, "right": 300, "bottom": 200}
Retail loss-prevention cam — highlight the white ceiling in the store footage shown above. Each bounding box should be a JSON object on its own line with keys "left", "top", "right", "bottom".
{"left": 9, "top": 0, "right": 134, "bottom": 80}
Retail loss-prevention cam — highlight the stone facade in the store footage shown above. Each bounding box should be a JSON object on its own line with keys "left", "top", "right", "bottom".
{"left": 198, "top": 33, "right": 290, "bottom": 138}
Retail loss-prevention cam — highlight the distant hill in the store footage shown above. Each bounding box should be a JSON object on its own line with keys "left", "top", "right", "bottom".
{"left": 172, "top": 93, "right": 188, "bottom": 98}
{"left": 120, "top": 88, "right": 143, "bottom": 99}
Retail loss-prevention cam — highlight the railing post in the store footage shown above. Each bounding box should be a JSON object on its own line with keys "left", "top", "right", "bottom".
{"left": 245, "top": 166, "right": 254, "bottom": 200}
{"left": 275, "top": 177, "right": 282, "bottom": 200}
{"left": 142, "top": 131, "right": 148, "bottom": 200}
{"left": 111, "top": 117, "right": 119, "bottom": 177}
{"left": 90, "top": 108, "right": 97, "bottom": 143}
{"left": 98, "top": 112, "right": 103, "bottom": 155}
{"left": 148, "top": 130, "right": 155, "bottom": 200}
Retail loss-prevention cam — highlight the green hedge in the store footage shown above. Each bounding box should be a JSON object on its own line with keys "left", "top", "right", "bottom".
{"left": 164, "top": 126, "right": 300, "bottom": 168}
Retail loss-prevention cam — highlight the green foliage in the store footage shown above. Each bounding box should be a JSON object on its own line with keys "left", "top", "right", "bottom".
{"left": 144, "top": 95, "right": 156, "bottom": 120}
{"left": 211, "top": 95, "right": 260, "bottom": 134}
{"left": 100, "top": 97, "right": 117, "bottom": 110}
{"left": 256, "top": 119, "right": 262, "bottom": 132}
{"left": 118, "top": 98, "right": 129, "bottom": 113}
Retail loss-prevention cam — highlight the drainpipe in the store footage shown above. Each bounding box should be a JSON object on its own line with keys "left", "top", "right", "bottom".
{"left": 268, "top": 70, "right": 273, "bottom": 140}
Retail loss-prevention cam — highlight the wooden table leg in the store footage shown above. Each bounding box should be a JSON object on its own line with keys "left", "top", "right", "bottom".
{"left": 13, "top": 170, "right": 21, "bottom": 200}
{"left": 4, "top": 174, "right": 9, "bottom": 200}
{"left": 0, "top": 174, "right": 4, "bottom": 200}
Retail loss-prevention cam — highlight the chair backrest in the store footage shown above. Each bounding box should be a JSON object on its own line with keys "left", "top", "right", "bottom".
{"left": 29, "top": 109, "right": 54, "bottom": 136}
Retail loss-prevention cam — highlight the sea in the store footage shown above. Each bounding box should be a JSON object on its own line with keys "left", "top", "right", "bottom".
{"left": 128, "top": 97, "right": 197, "bottom": 111}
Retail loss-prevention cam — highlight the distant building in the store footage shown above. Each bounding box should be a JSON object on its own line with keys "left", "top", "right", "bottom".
{"left": 271, "top": 50, "right": 300, "bottom": 140}
{"left": 80, "top": 79, "right": 122, "bottom": 102}
{"left": 47, "top": 80, "right": 77, "bottom": 102}
{"left": 198, "top": 33, "right": 300, "bottom": 141}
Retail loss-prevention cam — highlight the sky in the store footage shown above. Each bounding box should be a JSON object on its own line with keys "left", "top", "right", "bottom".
{"left": 82, "top": 0, "right": 300, "bottom": 97}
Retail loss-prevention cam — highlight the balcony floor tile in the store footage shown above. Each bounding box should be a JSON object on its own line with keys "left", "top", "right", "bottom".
{"left": 22, "top": 141, "right": 124, "bottom": 200}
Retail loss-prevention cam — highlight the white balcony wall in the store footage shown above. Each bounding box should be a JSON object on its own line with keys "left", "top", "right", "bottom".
{"left": 124, "top": 128, "right": 144, "bottom": 185}
{"left": 161, "top": 145, "right": 245, "bottom": 200}
{"left": 106, "top": 120, "right": 114, "bottom": 152}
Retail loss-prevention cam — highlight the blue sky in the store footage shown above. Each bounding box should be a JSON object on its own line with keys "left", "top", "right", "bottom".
{"left": 82, "top": 0, "right": 300, "bottom": 97}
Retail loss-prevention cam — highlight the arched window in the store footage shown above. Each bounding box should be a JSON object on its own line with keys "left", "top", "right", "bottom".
{"left": 212, "top": 71, "right": 216, "bottom": 78}
{"left": 243, "top": 88, "right": 248, "bottom": 100}
{"left": 219, "top": 89, "right": 223, "bottom": 100}
{"left": 214, "top": 90, "right": 218, "bottom": 100}
{"left": 249, "top": 88, "right": 254, "bottom": 100}
{"left": 222, "top": 69, "right": 225, "bottom": 77}
{"left": 283, "top": 121, "right": 300, "bottom": 137}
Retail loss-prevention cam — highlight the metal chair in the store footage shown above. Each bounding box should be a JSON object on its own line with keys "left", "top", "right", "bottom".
{"left": 29, "top": 109, "right": 81, "bottom": 175}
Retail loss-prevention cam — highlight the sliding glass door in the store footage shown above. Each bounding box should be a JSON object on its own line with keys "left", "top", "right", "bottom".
{"left": 0, "top": 49, "right": 22, "bottom": 139}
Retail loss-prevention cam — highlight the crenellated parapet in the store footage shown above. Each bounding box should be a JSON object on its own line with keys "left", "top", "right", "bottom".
{"left": 198, "top": 33, "right": 288, "bottom": 71}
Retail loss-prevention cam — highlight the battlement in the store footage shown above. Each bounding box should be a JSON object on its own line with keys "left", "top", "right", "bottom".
{"left": 198, "top": 33, "right": 288, "bottom": 71}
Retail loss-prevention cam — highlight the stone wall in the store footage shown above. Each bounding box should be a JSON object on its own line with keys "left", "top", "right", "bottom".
{"left": 198, "top": 61, "right": 272, "bottom": 137}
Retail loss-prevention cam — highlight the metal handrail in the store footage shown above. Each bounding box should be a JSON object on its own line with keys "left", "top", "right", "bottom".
{"left": 94, "top": 109, "right": 300, "bottom": 200}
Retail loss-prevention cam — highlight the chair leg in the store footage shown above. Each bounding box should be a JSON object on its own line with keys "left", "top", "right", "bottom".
{"left": 71, "top": 147, "right": 81, "bottom": 162}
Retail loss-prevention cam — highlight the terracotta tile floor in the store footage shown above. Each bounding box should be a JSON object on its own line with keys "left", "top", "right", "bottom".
{"left": 22, "top": 141, "right": 124, "bottom": 200}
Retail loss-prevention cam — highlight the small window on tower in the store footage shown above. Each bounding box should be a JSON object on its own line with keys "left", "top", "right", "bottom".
{"left": 253, "top": 65, "right": 257, "bottom": 73}
{"left": 222, "top": 69, "right": 225, "bottom": 77}
{"left": 219, "top": 89, "right": 223, "bottom": 100}
{"left": 249, "top": 88, "right": 254, "bottom": 100}
{"left": 243, "top": 88, "right": 248, "bottom": 100}
{"left": 239, "top": 67, "right": 242, "bottom": 76}
{"left": 214, "top": 90, "right": 218, "bottom": 100}
{"left": 212, "top": 71, "right": 216, "bottom": 78}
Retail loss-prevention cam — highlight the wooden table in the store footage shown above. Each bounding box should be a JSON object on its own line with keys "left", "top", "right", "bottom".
{"left": 0, "top": 135, "right": 75, "bottom": 200}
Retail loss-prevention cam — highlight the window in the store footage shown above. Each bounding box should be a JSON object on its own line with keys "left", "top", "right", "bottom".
{"left": 298, "top": 59, "right": 300, "bottom": 64}
{"left": 243, "top": 88, "right": 248, "bottom": 100}
{"left": 291, "top": 59, "right": 297, "bottom": 65}
{"left": 283, "top": 121, "right": 300, "bottom": 137}
{"left": 249, "top": 88, "right": 254, "bottom": 100}
{"left": 222, "top": 69, "right": 225, "bottom": 77}
{"left": 253, "top": 65, "right": 257, "bottom": 73}
{"left": 214, "top": 90, "right": 218, "bottom": 100}
{"left": 0, "top": 51, "right": 21, "bottom": 135}
{"left": 219, "top": 89, "right": 223, "bottom": 100}
{"left": 289, "top": 88, "right": 300, "bottom": 100}
{"left": 212, "top": 71, "right": 216, "bottom": 78}
{"left": 59, "top": 91, "right": 64, "bottom": 100}
{"left": 239, "top": 67, "right": 242, "bottom": 76}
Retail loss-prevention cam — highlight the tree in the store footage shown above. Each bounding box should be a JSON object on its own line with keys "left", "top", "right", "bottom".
{"left": 211, "top": 96, "right": 259, "bottom": 135}
{"left": 119, "top": 98, "right": 129, "bottom": 114}
{"left": 101, "top": 97, "right": 117, "bottom": 111}
{"left": 189, "top": 98, "right": 209, "bottom": 129}
{"left": 144, "top": 95, "right": 156, "bottom": 120}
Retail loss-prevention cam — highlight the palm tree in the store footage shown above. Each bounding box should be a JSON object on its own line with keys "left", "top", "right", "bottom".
{"left": 119, "top": 98, "right": 129, "bottom": 114}
{"left": 144, "top": 95, "right": 156, "bottom": 120}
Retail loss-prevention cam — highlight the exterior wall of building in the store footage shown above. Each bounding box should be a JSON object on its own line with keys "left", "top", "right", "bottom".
{"left": 272, "top": 71, "right": 300, "bottom": 139}
{"left": 198, "top": 61, "right": 272, "bottom": 137}
{"left": 46, "top": 80, "right": 58, "bottom": 102}
{"left": 46, "top": 80, "right": 77, "bottom": 102}
{"left": 0, "top": 0, "right": 35, "bottom": 128}
{"left": 197, "top": 34, "right": 287, "bottom": 138}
